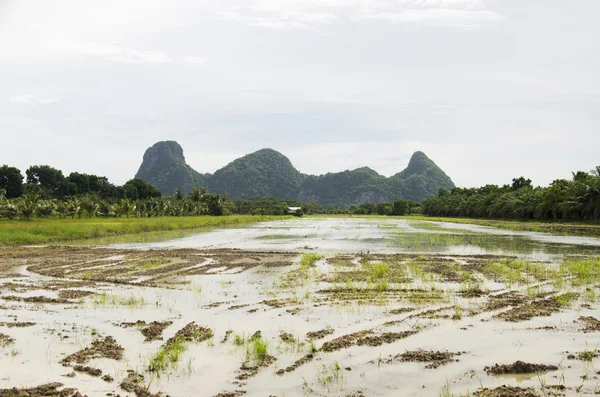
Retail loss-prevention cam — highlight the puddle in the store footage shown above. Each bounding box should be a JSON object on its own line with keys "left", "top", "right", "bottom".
{"left": 109, "top": 218, "right": 600, "bottom": 261}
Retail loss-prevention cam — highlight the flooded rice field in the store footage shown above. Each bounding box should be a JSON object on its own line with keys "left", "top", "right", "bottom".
{"left": 1, "top": 217, "right": 600, "bottom": 396}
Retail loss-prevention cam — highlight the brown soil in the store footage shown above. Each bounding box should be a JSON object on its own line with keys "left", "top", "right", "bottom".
{"left": 306, "top": 328, "right": 334, "bottom": 340}
{"left": 228, "top": 304, "right": 249, "bottom": 310}
{"left": 0, "top": 332, "right": 14, "bottom": 346}
{"left": 7, "top": 246, "right": 295, "bottom": 286}
{"left": 61, "top": 336, "right": 124, "bottom": 364}
{"left": 2, "top": 295, "right": 73, "bottom": 304}
{"left": 566, "top": 350, "right": 600, "bottom": 360}
{"left": 279, "top": 332, "right": 296, "bottom": 343}
{"left": 356, "top": 331, "right": 418, "bottom": 347}
{"left": 473, "top": 385, "right": 538, "bottom": 397}
{"left": 396, "top": 349, "right": 464, "bottom": 369}
{"left": 260, "top": 298, "right": 295, "bottom": 308}
{"left": 0, "top": 321, "right": 36, "bottom": 327}
{"left": 388, "top": 308, "right": 413, "bottom": 315}
{"left": 167, "top": 322, "right": 213, "bottom": 344}
{"left": 120, "top": 370, "right": 165, "bottom": 397}
{"left": 73, "top": 365, "right": 102, "bottom": 377}
{"left": 579, "top": 316, "right": 600, "bottom": 332}
{"left": 321, "top": 331, "right": 373, "bottom": 352}
{"left": 0, "top": 383, "right": 82, "bottom": 397}
{"left": 58, "top": 289, "right": 95, "bottom": 300}
{"left": 213, "top": 392, "right": 246, "bottom": 397}
{"left": 221, "top": 330, "right": 233, "bottom": 343}
{"left": 485, "top": 361, "right": 558, "bottom": 374}
{"left": 236, "top": 354, "right": 277, "bottom": 381}
{"left": 102, "top": 374, "right": 114, "bottom": 382}
{"left": 276, "top": 353, "right": 314, "bottom": 374}
{"left": 140, "top": 321, "right": 173, "bottom": 341}
{"left": 494, "top": 299, "right": 561, "bottom": 322}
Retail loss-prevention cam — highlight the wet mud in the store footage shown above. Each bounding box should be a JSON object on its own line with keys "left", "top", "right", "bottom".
{"left": 61, "top": 336, "right": 124, "bottom": 364}
{"left": 484, "top": 361, "right": 559, "bottom": 375}
{"left": 1, "top": 217, "right": 600, "bottom": 396}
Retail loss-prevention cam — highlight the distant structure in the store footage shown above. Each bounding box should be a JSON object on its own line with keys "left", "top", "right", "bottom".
{"left": 287, "top": 207, "right": 303, "bottom": 216}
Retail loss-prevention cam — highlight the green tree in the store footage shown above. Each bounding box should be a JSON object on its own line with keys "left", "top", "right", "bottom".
{"left": 122, "top": 178, "right": 161, "bottom": 200}
{"left": 26, "top": 165, "right": 65, "bottom": 195}
{"left": 0, "top": 165, "right": 24, "bottom": 198}
{"left": 392, "top": 199, "right": 409, "bottom": 215}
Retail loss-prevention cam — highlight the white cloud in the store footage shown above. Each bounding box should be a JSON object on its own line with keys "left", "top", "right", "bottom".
{"left": 182, "top": 56, "right": 206, "bottom": 66}
{"left": 5, "top": 95, "right": 58, "bottom": 105}
{"left": 206, "top": 0, "right": 502, "bottom": 30}
{"left": 72, "top": 42, "right": 171, "bottom": 64}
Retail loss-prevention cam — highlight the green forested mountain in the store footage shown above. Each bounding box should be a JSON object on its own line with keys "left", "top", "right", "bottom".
{"left": 135, "top": 141, "right": 208, "bottom": 195}
{"left": 134, "top": 141, "right": 455, "bottom": 204}
{"left": 206, "top": 149, "right": 305, "bottom": 199}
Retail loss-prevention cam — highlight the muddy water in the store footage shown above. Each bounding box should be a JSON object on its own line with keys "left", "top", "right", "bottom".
{"left": 114, "top": 218, "right": 600, "bottom": 260}
{"left": 1, "top": 217, "right": 600, "bottom": 396}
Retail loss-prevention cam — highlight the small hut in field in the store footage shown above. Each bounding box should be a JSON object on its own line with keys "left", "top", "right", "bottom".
{"left": 287, "top": 207, "right": 303, "bottom": 216}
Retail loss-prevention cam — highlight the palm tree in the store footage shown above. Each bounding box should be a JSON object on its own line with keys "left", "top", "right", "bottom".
{"left": 118, "top": 199, "right": 136, "bottom": 218}
{"left": 18, "top": 193, "right": 40, "bottom": 219}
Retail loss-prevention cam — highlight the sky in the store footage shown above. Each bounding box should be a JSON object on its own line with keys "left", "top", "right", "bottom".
{"left": 1, "top": 0, "right": 599, "bottom": 188}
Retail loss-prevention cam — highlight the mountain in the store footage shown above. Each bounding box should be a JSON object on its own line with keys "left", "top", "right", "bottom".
{"left": 135, "top": 141, "right": 208, "bottom": 195}
{"left": 134, "top": 141, "right": 455, "bottom": 204}
{"left": 206, "top": 149, "right": 304, "bottom": 199}
{"left": 390, "top": 151, "right": 455, "bottom": 202}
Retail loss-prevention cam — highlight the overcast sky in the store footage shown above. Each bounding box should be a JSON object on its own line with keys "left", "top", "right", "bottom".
{"left": 1, "top": 0, "right": 598, "bottom": 188}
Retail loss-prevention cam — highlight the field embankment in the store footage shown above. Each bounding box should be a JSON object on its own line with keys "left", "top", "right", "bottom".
{"left": 0, "top": 215, "right": 286, "bottom": 246}
{"left": 402, "top": 215, "right": 600, "bottom": 237}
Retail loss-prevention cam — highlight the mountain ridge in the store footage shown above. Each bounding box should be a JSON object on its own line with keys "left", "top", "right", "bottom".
{"left": 135, "top": 141, "right": 455, "bottom": 204}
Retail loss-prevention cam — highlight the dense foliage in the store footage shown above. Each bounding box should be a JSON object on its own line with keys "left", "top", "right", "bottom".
{"left": 422, "top": 169, "right": 600, "bottom": 221}
{"left": 135, "top": 141, "right": 208, "bottom": 195}
{"left": 135, "top": 141, "right": 455, "bottom": 204}
{"left": 208, "top": 149, "right": 305, "bottom": 199}
{"left": 0, "top": 162, "right": 420, "bottom": 219}
{"left": 0, "top": 164, "right": 226, "bottom": 219}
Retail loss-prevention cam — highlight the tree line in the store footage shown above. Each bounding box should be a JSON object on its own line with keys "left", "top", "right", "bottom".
{"left": 0, "top": 164, "right": 419, "bottom": 219}
{"left": 422, "top": 168, "right": 600, "bottom": 221}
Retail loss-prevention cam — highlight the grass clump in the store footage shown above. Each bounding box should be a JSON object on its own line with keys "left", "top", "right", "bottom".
{"left": 363, "top": 262, "right": 390, "bottom": 281}
{"left": 148, "top": 336, "right": 187, "bottom": 373}
{"left": 233, "top": 333, "right": 245, "bottom": 346}
{"left": 93, "top": 292, "right": 146, "bottom": 307}
{"left": 300, "top": 253, "right": 322, "bottom": 270}
{"left": 251, "top": 338, "right": 269, "bottom": 364}
{"left": 483, "top": 258, "right": 553, "bottom": 285}
{"left": 560, "top": 257, "right": 600, "bottom": 286}
{"left": 243, "top": 336, "right": 271, "bottom": 366}
{"left": 552, "top": 292, "right": 578, "bottom": 307}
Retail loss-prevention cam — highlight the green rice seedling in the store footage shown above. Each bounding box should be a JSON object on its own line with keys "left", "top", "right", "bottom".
{"left": 560, "top": 257, "right": 600, "bottom": 286}
{"left": 233, "top": 333, "right": 245, "bottom": 346}
{"left": 300, "top": 253, "right": 322, "bottom": 270}
{"left": 552, "top": 292, "right": 578, "bottom": 307}
{"left": 317, "top": 362, "right": 344, "bottom": 390}
{"left": 579, "top": 342, "right": 597, "bottom": 361}
{"left": 364, "top": 262, "right": 390, "bottom": 280}
{"left": 375, "top": 280, "right": 389, "bottom": 292}
{"left": 148, "top": 336, "right": 188, "bottom": 373}
{"left": 459, "top": 282, "right": 485, "bottom": 296}
{"left": 453, "top": 305, "right": 464, "bottom": 320}
{"left": 249, "top": 337, "right": 269, "bottom": 365}
{"left": 584, "top": 287, "right": 598, "bottom": 303}
{"left": 138, "top": 259, "right": 166, "bottom": 270}
{"left": 93, "top": 292, "right": 146, "bottom": 307}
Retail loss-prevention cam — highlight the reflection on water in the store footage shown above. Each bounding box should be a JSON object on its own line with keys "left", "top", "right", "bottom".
{"left": 107, "top": 218, "right": 600, "bottom": 260}
{"left": 386, "top": 231, "right": 600, "bottom": 257}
